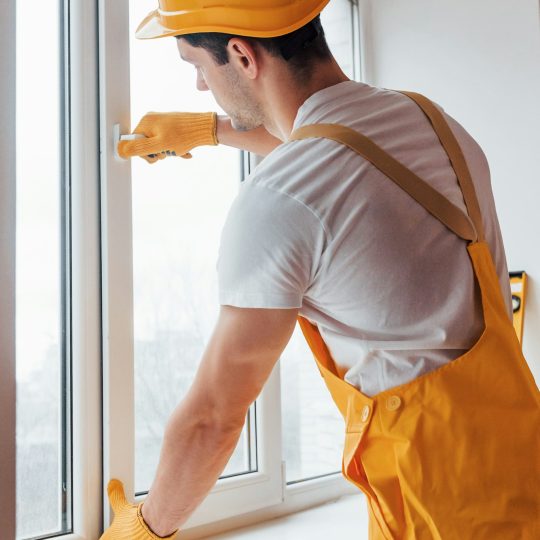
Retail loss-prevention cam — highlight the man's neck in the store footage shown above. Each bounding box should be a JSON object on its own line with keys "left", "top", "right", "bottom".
{"left": 262, "top": 59, "right": 350, "bottom": 141}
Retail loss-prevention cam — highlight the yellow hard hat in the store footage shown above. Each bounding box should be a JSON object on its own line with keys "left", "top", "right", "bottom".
{"left": 135, "top": 0, "right": 331, "bottom": 40}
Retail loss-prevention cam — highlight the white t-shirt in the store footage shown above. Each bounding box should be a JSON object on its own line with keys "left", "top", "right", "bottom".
{"left": 216, "top": 80, "right": 512, "bottom": 397}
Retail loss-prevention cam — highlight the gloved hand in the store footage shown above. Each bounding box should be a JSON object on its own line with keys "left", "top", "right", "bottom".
{"left": 99, "top": 479, "right": 178, "bottom": 539}
{"left": 117, "top": 111, "right": 218, "bottom": 164}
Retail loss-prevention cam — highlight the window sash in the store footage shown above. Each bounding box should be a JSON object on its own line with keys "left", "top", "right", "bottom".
{"left": 98, "top": 0, "right": 286, "bottom": 529}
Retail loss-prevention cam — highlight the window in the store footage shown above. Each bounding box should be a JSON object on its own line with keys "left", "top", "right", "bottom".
{"left": 15, "top": 1, "right": 72, "bottom": 537}
{"left": 8, "top": 1, "right": 362, "bottom": 536}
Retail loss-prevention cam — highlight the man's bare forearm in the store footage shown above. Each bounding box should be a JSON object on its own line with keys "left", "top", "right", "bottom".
{"left": 216, "top": 115, "right": 283, "bottom": 157}
{"left": 140, "top": 397, "right": 245, "bottom": 536}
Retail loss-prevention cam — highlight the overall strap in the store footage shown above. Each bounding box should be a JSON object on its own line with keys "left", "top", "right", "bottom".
{"left": 397, "top": 91, "right": 485, "bottom": 241}
{"left": 288, "top": 95, "right": 482, "bottom": 243}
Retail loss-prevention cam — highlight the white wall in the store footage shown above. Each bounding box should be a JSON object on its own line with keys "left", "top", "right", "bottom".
{"left": 360, "top": 0, "right": 540, "bottom": 383}
{"left": 0, "top": 0, "right": 17, "bottom": 535}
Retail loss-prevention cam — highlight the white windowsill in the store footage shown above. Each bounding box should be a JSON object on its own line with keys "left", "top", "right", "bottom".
{"left": 206, "top": 493, "right": 368, "bottom": 539}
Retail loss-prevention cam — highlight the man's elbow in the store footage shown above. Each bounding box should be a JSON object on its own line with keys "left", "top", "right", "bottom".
{"left": 205, "top": 398, "right": 251, "bottom": 436}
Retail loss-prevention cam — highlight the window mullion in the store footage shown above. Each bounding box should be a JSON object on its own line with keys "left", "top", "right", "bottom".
{"left": 70, "top": 0, "right": 103, "bottom": 538}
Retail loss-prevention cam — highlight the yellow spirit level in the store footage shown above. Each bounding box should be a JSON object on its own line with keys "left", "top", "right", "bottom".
{"left": 509, "top": 271, "right": 527, "bottom": 344}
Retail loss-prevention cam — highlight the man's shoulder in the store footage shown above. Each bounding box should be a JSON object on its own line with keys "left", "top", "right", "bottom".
{"left": 248, "top": 136, "right": 329, "bottom": 182}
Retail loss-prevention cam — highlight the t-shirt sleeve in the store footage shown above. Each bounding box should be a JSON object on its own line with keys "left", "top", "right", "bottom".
{"left": 216, "top": 181, "right": 327, "bottom": 308}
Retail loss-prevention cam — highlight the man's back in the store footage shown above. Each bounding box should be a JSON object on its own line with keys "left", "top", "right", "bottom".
{"left": 217, "top": 80, "right": 512, "bottom": 396}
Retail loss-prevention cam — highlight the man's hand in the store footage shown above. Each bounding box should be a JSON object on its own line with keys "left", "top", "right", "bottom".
{"left": 99, "top": 479, "right": 178, "bottom": 539}
{"left": 118, "top": 111, "right": 217, "bottom": 164}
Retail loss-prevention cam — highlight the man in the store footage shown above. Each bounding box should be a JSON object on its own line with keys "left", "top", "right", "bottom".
{"left": 101, "top": 1, "right": 540, "bottom": 539}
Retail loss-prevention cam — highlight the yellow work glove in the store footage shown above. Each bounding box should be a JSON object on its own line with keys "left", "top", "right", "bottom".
{"left": 118, "top": 111, "right": 218, "bottom": 164}
{"left": 99, "top": 479, "right": 178, "bottom": 540}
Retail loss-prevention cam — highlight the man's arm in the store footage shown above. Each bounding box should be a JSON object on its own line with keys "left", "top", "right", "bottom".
{"left": 216, "top": 115, "right": 283, "bottom": 157}
{"left": 140, "top": 304, "right": 299, "bottom": 536}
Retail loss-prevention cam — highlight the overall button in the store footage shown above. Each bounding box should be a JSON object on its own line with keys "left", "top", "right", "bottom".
{"left": 361, "top": 405, "right": 370, "bottom": 422}
{"left": 386, "top": 395, "right": 402, "bottom": 411}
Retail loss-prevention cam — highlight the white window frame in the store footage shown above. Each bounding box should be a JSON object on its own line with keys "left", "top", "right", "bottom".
{"left": 2, "top": 2, "right": 105, "bottom": 539}
{"left": 10, "top": 0, "right": 365, "bottom": 538}
{"left": 98, "top": 0, "right": 287, "bottom": 529}
{"left": 50, "top": 0, "right": 105, "bottom": 538}
{"left": 70, "top": 0, "right": 103, "bottom": 538}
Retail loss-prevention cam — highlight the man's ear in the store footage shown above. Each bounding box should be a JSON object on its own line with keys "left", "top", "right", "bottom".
{"left": 227, "top": 37, "right": 259, "bottom": 79}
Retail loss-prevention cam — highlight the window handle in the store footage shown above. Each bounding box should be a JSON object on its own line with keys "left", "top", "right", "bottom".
{"left": 112, "top": 123, "right": 151, "bottom": 161}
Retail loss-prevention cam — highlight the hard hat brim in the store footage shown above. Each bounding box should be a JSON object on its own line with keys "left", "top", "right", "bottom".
{"left": 135, "top": 10, "right": 180, "bottom": 40}
{"left": 135, "top": 1, "right": 331, "bottom": 40}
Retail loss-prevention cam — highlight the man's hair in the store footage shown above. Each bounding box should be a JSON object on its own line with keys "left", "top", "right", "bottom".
{"left": 177, "top": 15, "right": 332, "bottom": 80}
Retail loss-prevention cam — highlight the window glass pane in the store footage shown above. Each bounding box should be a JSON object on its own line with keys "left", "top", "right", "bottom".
{"left": 280, "top": 327, "right": 345, "bottom": 483}
{"left": 129, "top": 1, "right": 252, "bottom": 495}
{"left": 321, "top": 0, "right": 355, "bottom": 79}
{"left": 281, "top": 0, "right": 356, "bottom": 484}
{"left": 15, "top": 0, "right": 70, "bottom": 538}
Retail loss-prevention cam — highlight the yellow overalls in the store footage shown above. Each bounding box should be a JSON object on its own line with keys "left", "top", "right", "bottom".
{"left": 289, "top": 92, "right": 540, "bottom": 539}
